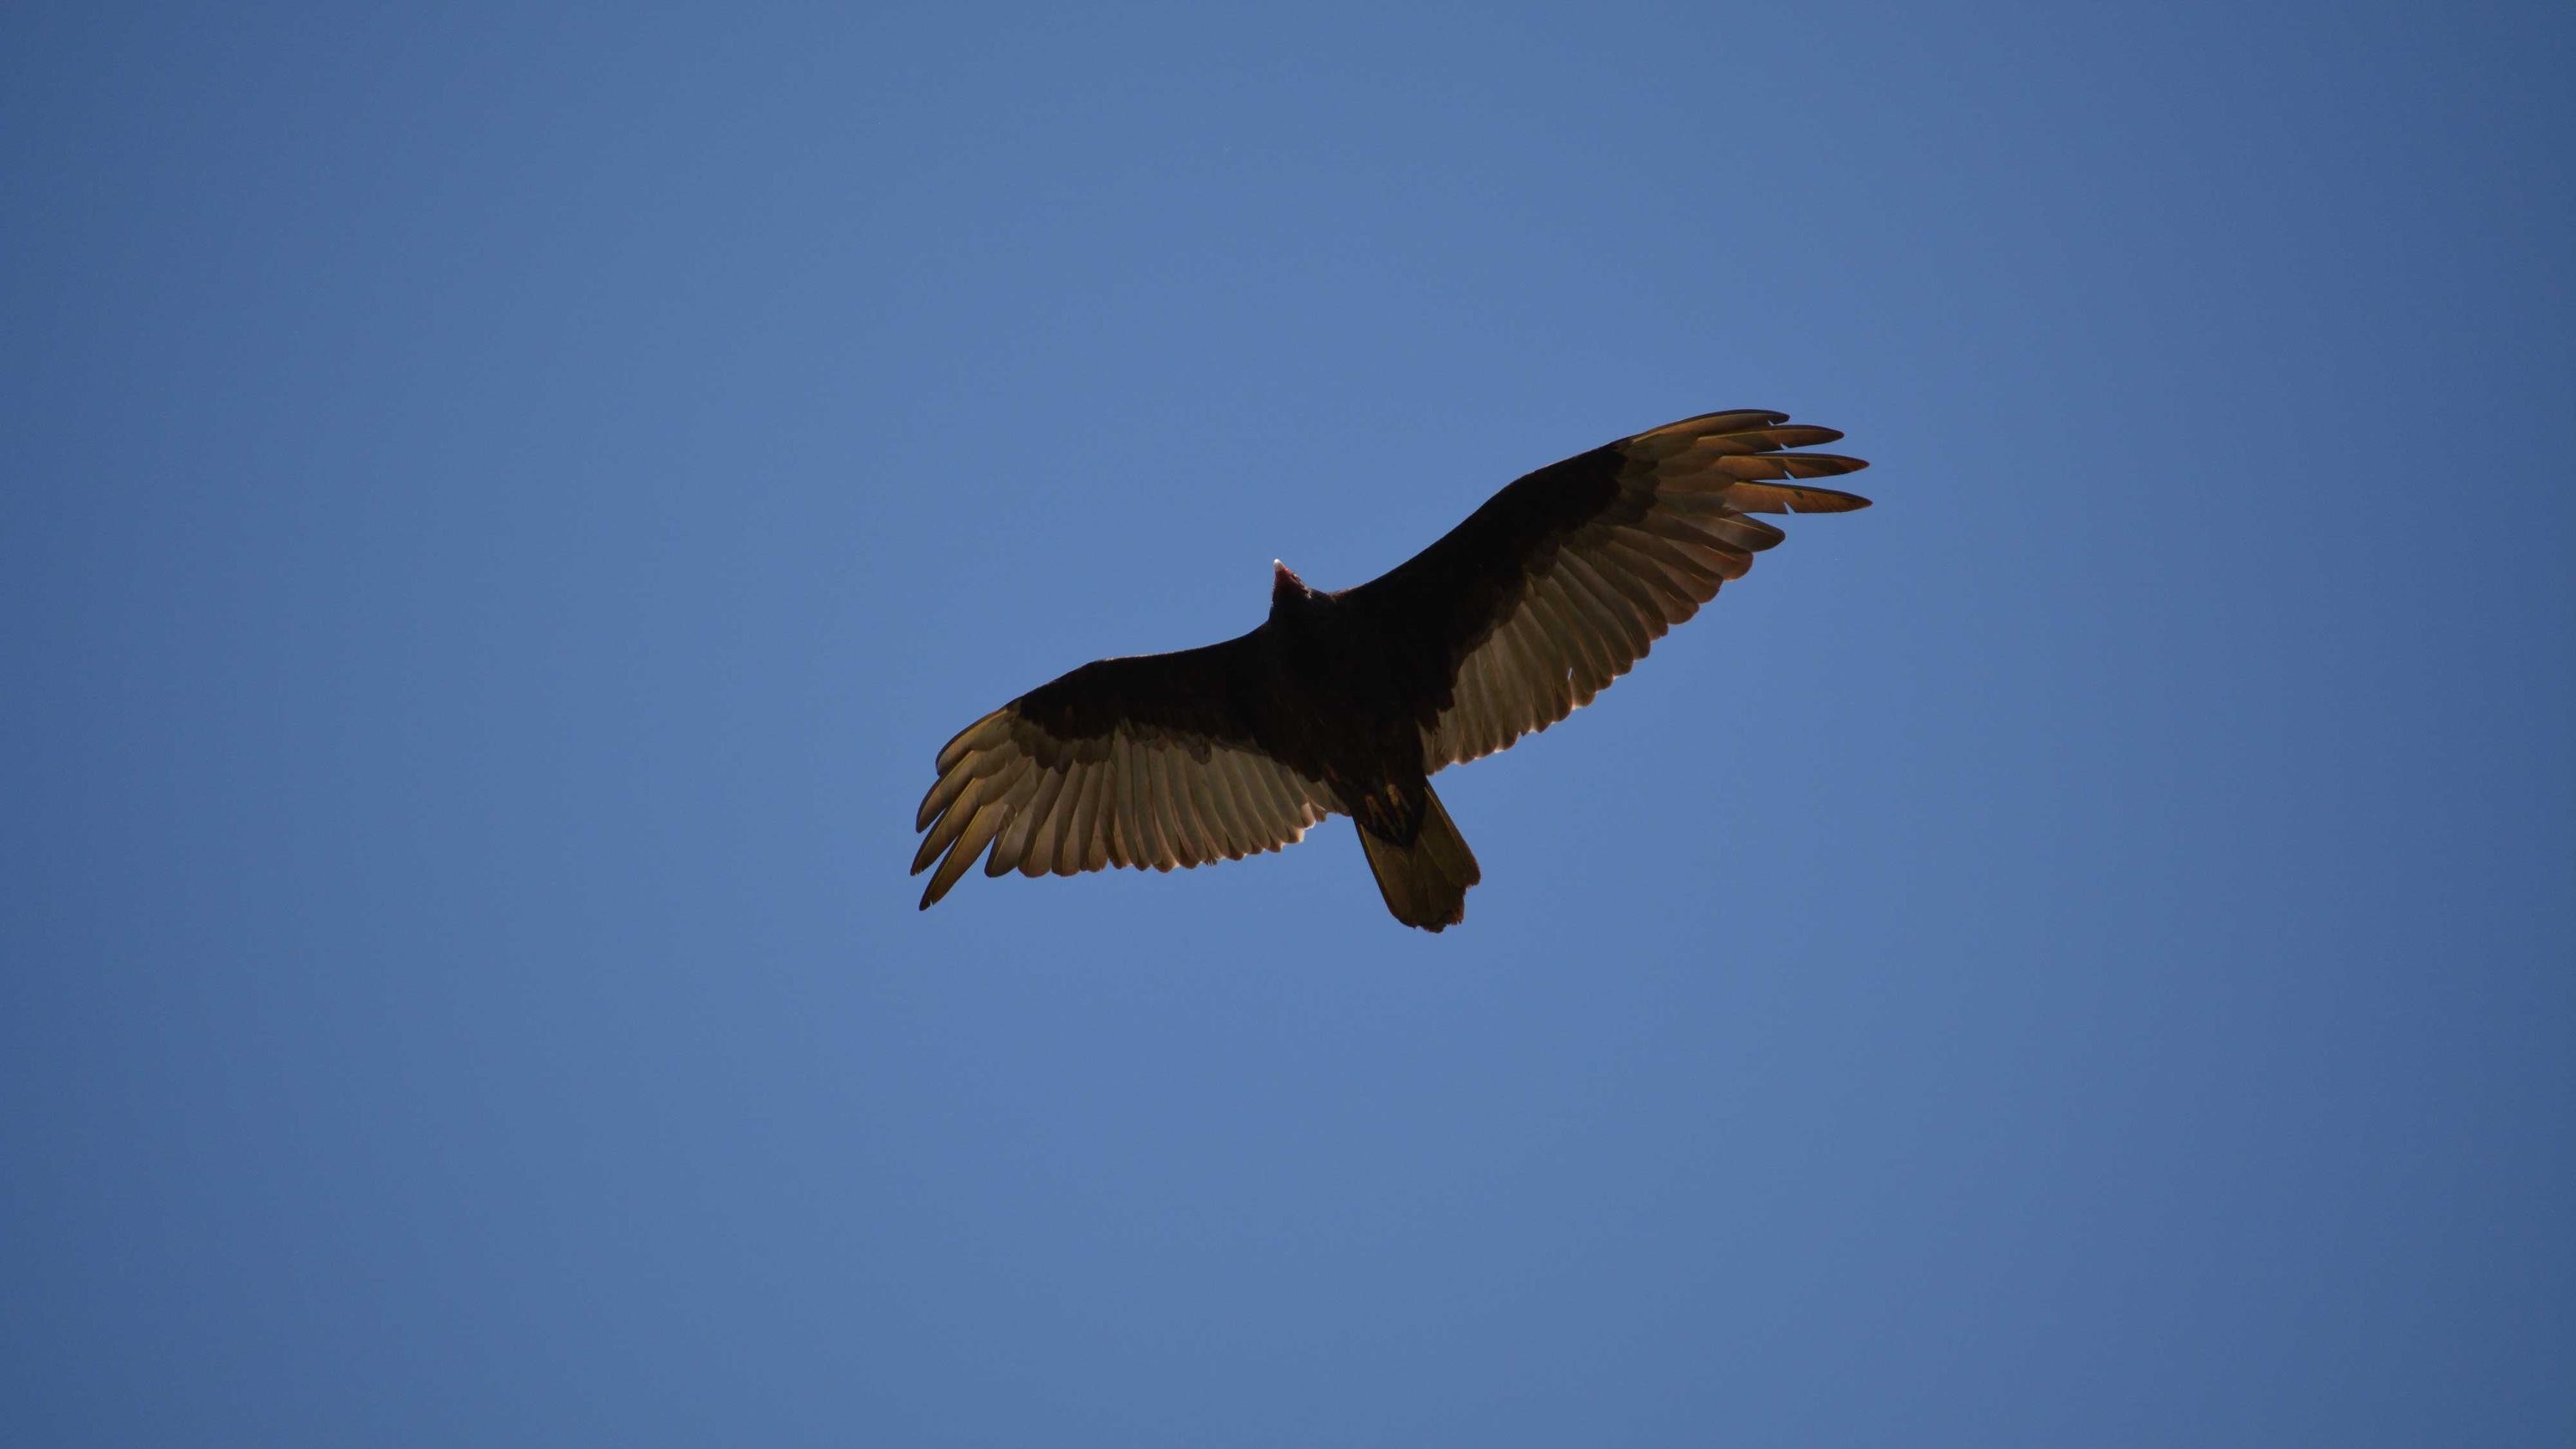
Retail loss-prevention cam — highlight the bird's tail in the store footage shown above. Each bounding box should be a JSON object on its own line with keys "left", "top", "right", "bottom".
{"left": 1357, "top": 785, "right": 1482, "bottom": 933}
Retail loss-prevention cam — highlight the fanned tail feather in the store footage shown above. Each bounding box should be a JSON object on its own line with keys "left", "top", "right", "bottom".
{"left": 1356, "top": 786, "right": 1482, "bottom": 932}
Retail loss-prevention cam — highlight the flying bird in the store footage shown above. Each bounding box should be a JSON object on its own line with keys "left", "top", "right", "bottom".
{"left": 914, "top": 408, "right": 1869, "bottom": 930}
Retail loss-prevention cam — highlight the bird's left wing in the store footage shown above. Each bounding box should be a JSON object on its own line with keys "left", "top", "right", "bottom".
{"left": 913, "top": 636, "right": 1339, "bottom": 909}
{"left": 1337, "top": 409, "right": 1869, "bottom": 772}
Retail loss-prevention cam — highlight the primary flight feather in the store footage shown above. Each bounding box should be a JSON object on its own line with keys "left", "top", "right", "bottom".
{"left": 914, "top": 408, "right": 1870, "bottom": 931}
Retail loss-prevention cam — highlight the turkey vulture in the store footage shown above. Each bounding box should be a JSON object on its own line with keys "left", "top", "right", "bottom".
{"left": 914, "top": 408, "right": 1869, "bottom": 931}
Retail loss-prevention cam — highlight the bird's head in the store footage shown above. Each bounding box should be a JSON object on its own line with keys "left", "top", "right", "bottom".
{"left": 1270, "top": 560, "right": 1318, "bottom": 623}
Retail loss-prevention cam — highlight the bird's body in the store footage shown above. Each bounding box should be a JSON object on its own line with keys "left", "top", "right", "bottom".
{"left": 914, "top": 408, "right": 1870, "bottom": 930}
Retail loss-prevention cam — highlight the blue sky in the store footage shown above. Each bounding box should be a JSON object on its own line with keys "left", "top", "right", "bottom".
{"left": 4, "top": 2, "right": 2571, "bottom": 1444}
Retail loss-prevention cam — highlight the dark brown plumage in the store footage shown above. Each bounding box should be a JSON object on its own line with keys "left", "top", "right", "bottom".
{"left": 913, "top": 408, "right": 1870, "bottom": 930}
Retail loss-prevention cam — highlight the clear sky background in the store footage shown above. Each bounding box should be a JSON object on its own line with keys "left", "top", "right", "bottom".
{"left": 4, "top": 3, "right": 2571, "bottom": 1445}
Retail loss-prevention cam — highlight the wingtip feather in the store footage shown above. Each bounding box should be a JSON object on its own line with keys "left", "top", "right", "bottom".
{"left": 1735, "top": 483, "right": 1872, "bottom": 514}
{"left": 933, "top": 709, "right": 1011, "bottom": 775}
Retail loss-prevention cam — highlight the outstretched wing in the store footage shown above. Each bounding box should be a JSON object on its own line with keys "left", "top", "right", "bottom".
{"left": 913, "top": 636, "right": 1339, "bottom": 910}
{"left": 1337, "top": 409, "right": 1869, "bottom": 772}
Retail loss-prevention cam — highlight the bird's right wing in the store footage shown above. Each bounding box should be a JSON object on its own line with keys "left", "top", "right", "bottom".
{"left": 913, "top": 636, "right": 1340, "bottom": 909}
{"left": 1337, "top": 409, "right": 1869, "bottom": 772}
